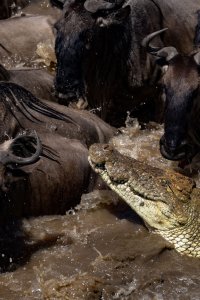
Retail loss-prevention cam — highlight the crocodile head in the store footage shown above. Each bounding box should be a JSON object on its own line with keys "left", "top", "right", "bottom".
{"left": 89, "top": 143, "right": 200, "bottom": 257}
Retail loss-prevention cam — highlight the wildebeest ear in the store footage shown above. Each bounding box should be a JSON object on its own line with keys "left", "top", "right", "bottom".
{"left": 0, "top": 131, "right": 42, "bottom": 167}
{"left": 194, "top": 51, "right": 200, "bottom": 66}
{"left": 84, "top": 0, "right": 115, "bottom": 13}
{"left": 155, "top": 47, "right": 178, "bottom": 63}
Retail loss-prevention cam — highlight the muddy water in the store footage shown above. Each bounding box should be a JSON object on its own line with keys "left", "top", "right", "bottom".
{"left": 21, "top": 0, "right": 61, "bottom": 17}
{"left": 112, "top": 119, "right": 200, "bottom": 187}
{"left": 22, "top": 0, "right": 59, "bottom": 69}
{"left": 0, "top": 1, "right": 199, "bottom": 298}
{"left": 0, "top": 191, "right": 199, "bottom": 299}
{"left": 0, "top": 125, "right": 199, "bottom": 299}
{"left": 112, "top": 119, "right": 171, "bottom": 169}
{"left": 0, "top": 0, "right": 59, "bottom": 69}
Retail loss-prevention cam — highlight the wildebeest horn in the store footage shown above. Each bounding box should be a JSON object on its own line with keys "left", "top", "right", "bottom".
{"left": 142, "top": 28, "right": 168, "bottom": 53}
{"left": 194, "top": 51, "right": 200, "bottom": 66}
{"left": 0, "top": 131, "right": 42, "bottom": 166}
{"left": 84, "top": 0, "right": 124, "bottom": 13}
{"left": 142, "top": 28, "right": 179, "bottom": 62}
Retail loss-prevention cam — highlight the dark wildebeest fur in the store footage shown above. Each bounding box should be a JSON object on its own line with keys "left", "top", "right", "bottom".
{"left": 52, "top": 0, "right": 199, "bottom": 125}
{"left": 0, "top": 82, "right": 115, "bottom": 217}
{"left": 142, "top": 17, "right": 200, "bottom": 162}
{"left": 0, "top": 64, "right": 55, "bottom": 101}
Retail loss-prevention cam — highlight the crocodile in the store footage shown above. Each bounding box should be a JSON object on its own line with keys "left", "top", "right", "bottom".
{"left": 88, "top": 143, "right": 200, "bottom": 258}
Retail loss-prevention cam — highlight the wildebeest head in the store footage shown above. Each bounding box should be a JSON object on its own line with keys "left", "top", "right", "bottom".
{"left": 0, "top": 130, "right": 42, "bottom": 192}
{"left": 53, "top": 0, "right": 130, "bottom": 105}
{"left": 143, "top": 29, "right": 200, "bottom": 161}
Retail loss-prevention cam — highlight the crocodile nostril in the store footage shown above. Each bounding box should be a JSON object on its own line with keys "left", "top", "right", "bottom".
{"left": 103, "top": 144, "right": 112, "bottom": 151}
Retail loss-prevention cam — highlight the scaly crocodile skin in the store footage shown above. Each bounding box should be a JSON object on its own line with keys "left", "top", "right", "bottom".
{"left": 89, "top": 143, "right": 200, "bottom": 258}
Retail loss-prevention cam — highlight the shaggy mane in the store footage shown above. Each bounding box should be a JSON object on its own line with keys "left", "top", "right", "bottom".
{"left": 0, "top": 82, "right": 76, "bottom": 126}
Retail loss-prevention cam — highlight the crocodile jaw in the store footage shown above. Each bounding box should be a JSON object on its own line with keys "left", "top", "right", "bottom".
{"left": 95, "top": 167, "right": 177, "bottom": 231}
{"left": 88, "top": 155, "right": 200, "bottom": 258}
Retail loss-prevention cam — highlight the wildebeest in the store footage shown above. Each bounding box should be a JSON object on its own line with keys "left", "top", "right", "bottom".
{"left": 0, "top": 130, "right": 91, "bottom": 217}
{"left": 142, "top": 26, "right": 200, "bottom": 162}
{"left": 52, "top": 0, "right": 199, "bottom": 125}
{"left": 0, "top": 64, "right": 55, "bottom": 101}
{"left": 0, "top": 0, "right": 28, "bottom": 19}
{"left": 0, "top": 15, "right": 55, "bottom": 67}
{"left": 0, "top": 82, "right": 115, "bottom": 217}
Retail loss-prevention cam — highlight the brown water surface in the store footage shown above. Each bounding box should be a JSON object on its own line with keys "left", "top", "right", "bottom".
{"left": 0, "top": 0, "right": 59, "bottom": 69}
{"left": 0, "top": 2, "right": 199, "bottom": 297}
{"left": 21, "top": 0, "right": 61, "bottom": 17}
{"left": 0, "top": 124, "right": 199, "bottom": 299}
{"left": 0, "top": 190, "right": 199, "bottom": 299}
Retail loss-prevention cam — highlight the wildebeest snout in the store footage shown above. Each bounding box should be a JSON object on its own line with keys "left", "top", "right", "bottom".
{"left": 160, "top": 134, "right": 198, "bottom": 161}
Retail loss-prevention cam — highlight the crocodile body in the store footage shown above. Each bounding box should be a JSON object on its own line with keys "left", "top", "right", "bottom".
{"left": 89, "top": 144, "right": 200, "bottom": 258}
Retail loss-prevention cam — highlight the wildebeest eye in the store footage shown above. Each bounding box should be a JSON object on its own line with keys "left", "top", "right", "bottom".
{"left": 191, "top": 86, "right": 199, "bottom": 99}
{"left": 54, "top": 21, "right": 60, "bottom": 31}
{"left": 157, "top": 81, "right": 166, "bottom": 91}
{"left": 64, "top": 10, "right": 70, "bottom": 18}
{"left": 82, "top": 30, "right": 92, "bottom": 48}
